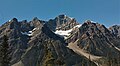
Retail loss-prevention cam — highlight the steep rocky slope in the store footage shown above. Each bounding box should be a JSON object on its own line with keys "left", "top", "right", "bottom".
{"left": 0, "top": 15, "right": 120, "bottom": 66}
{"left": 66, "top": 20, "right": 120, "bottom": 65}
{"left": 46, "top": 14, "right": 79, "bottom": 31}
{"left": 13, "top": 23, "right": 95, "bottom": 66}
{"left": 0, "top": 16, "right": 96, "bottom": 66}
{"left": 66, "top": 20, "right": 120, "bottom": 56}
{"left": 109, "top": 25, "right": 120, "bottom": 38}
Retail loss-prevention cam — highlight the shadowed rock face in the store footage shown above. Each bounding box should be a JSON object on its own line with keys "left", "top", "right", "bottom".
{"left": 0, "top": 15, "right": 120, "bottom": 66}
{"left": 66, "top": 21, "right": 120, "bottom": 57}
{"left": 19, "top": 26, "right": 95, "bottom": 66}
{"left": 0, "top": 17, "right": 96, "bottom": 66}
{"left": 0, "top": 17, "right": 46, "bottom": 64}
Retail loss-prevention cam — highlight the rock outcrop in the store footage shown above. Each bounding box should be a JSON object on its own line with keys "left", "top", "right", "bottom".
{"left": 0, "top": 15, "right": 120, "bottom": 66}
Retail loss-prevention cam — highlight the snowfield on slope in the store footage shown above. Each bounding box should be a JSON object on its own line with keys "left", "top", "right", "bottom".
{"left": 55, "top": 24, "right": 81, "bottom": 39}
{"left": 21, "top": 28, "right": 37, "bottom": 36}
{"left": 55, "top": 29, "right": 72, "bottom": 36}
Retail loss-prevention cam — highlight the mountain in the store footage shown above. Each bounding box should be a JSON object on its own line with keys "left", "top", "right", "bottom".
{"left": 67, "top": 20, "right": 120, "bottom": 61}
{"left": 0, "top": 15, "right": 120, "bottom": 66}
{"left": 67, "top": 20, "right": 120, "bottom": 56}
{"left": 46, "top": 14, "right": 79, "bottom": 31}
{"left": 46, "top": 14, "right": 81, "bottom": 39}
{"left": 109, "top": 25, "right": 120, "bottom": 38}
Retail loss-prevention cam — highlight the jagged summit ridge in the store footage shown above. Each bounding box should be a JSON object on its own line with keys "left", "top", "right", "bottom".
{"left": 0, "top": 15, "right": 120, "bottom": 66}
{"left": 109, "top": 25, "right": 120, "bottom": 38}
{"left": 46, "top": 14, "right": 79, "bottom": 31}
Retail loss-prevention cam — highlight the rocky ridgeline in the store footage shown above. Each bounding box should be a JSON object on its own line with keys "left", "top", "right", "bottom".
{"left": 0, "top": 14, "right": 120, "bottom": 66}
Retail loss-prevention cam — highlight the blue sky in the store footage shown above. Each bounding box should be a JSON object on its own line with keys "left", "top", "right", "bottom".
{"left": 0, "top": 0, "right": 119, "bottom": 27}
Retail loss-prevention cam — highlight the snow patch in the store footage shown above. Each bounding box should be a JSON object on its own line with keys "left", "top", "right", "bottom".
{"left": 85, "top": 20, "right": 97, "bottom": 23}
{"left": 21, "top": 32, "right": 32, "bottom": 36}
{"left": 91, "top": 21, "right": 97, "bottom": 23}
{"left": 21, "top": 28, "right": 37, "bottom": 36}
{"left": 69, "top": 17, "right": 73, "bottom": 20}
{"left": 56, "top": 26, "right": 61, "bottom": 30}
{"left": 64, "top": 15, "right": 67, "bottom": 19}
{"left": 9, "top": 20, "right": 11, "bottom": 22}
{"left": 55, "top": 29, "right": 72, "bottom": 36}
{"left": 55, "top": 24, "right": 81, "bottom": 39}
{"left": 32, "top": 28, "right": 37, "bottom": 31}
{"left": 73, "top": 24, "right": 82, "bottom": 28}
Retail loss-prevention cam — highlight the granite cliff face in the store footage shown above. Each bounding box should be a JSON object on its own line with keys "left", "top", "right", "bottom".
{"left": 0, "top": 15, "right": 120, "bottom": 66}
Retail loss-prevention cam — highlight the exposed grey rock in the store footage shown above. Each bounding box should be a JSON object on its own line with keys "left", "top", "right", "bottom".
{"left": 0, "top": 15, "right": 119, "bottom": 66}
{"left": 66, "top": 21, "right": 120, "bottom": 57}
{"left": 109, "top": 25, "right": 120, "bottom": 38}
{"left": 46, "top": 14, "right": 79, "bottom": 31}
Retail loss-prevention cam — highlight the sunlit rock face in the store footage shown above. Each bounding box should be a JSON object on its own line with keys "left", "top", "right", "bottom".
{"left": 0, "top": 15, "right": 120, "bottom": 66}
{"left": 109, "top": 25, "right": 120, "bottom": 38}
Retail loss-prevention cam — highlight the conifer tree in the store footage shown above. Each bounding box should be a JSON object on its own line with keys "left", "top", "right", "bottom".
{"left": 0, "top": 35, "right": 10, "bottom": 66}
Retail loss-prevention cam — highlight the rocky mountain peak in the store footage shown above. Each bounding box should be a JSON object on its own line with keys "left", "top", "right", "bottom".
{"left": 57, "top": 14, "right": 67, "bottom": 19}
{"left": 30, "top": 17, "right": 45, "bottom": 28}
{"left": 11, "top": 18, "right": 18, "bottom": 22}
{"left": 109, "top": 25, "right": 120, "bottom": 38}
{"left": 46, "top": 14, "right": 79, "bottom": 31}
{"left": 32, "top": 17, "right": 39, "bottom": 21}
{"left": 85, "top": 19, "right": 92, "bottom": 23}
{"left": 55, "top": 14, "right": 75, "bottom": 25}
{"left": 7, "top": 18, "right": 20, "bottom": 30}
{"left": 0, "top": 15, "right": 120, "bottom": 66}
{"left": 80, "top": 20, "right": 110, "bottom": 34}
{"left": 66, "top": 21, "right": 120, "bottom": 57}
